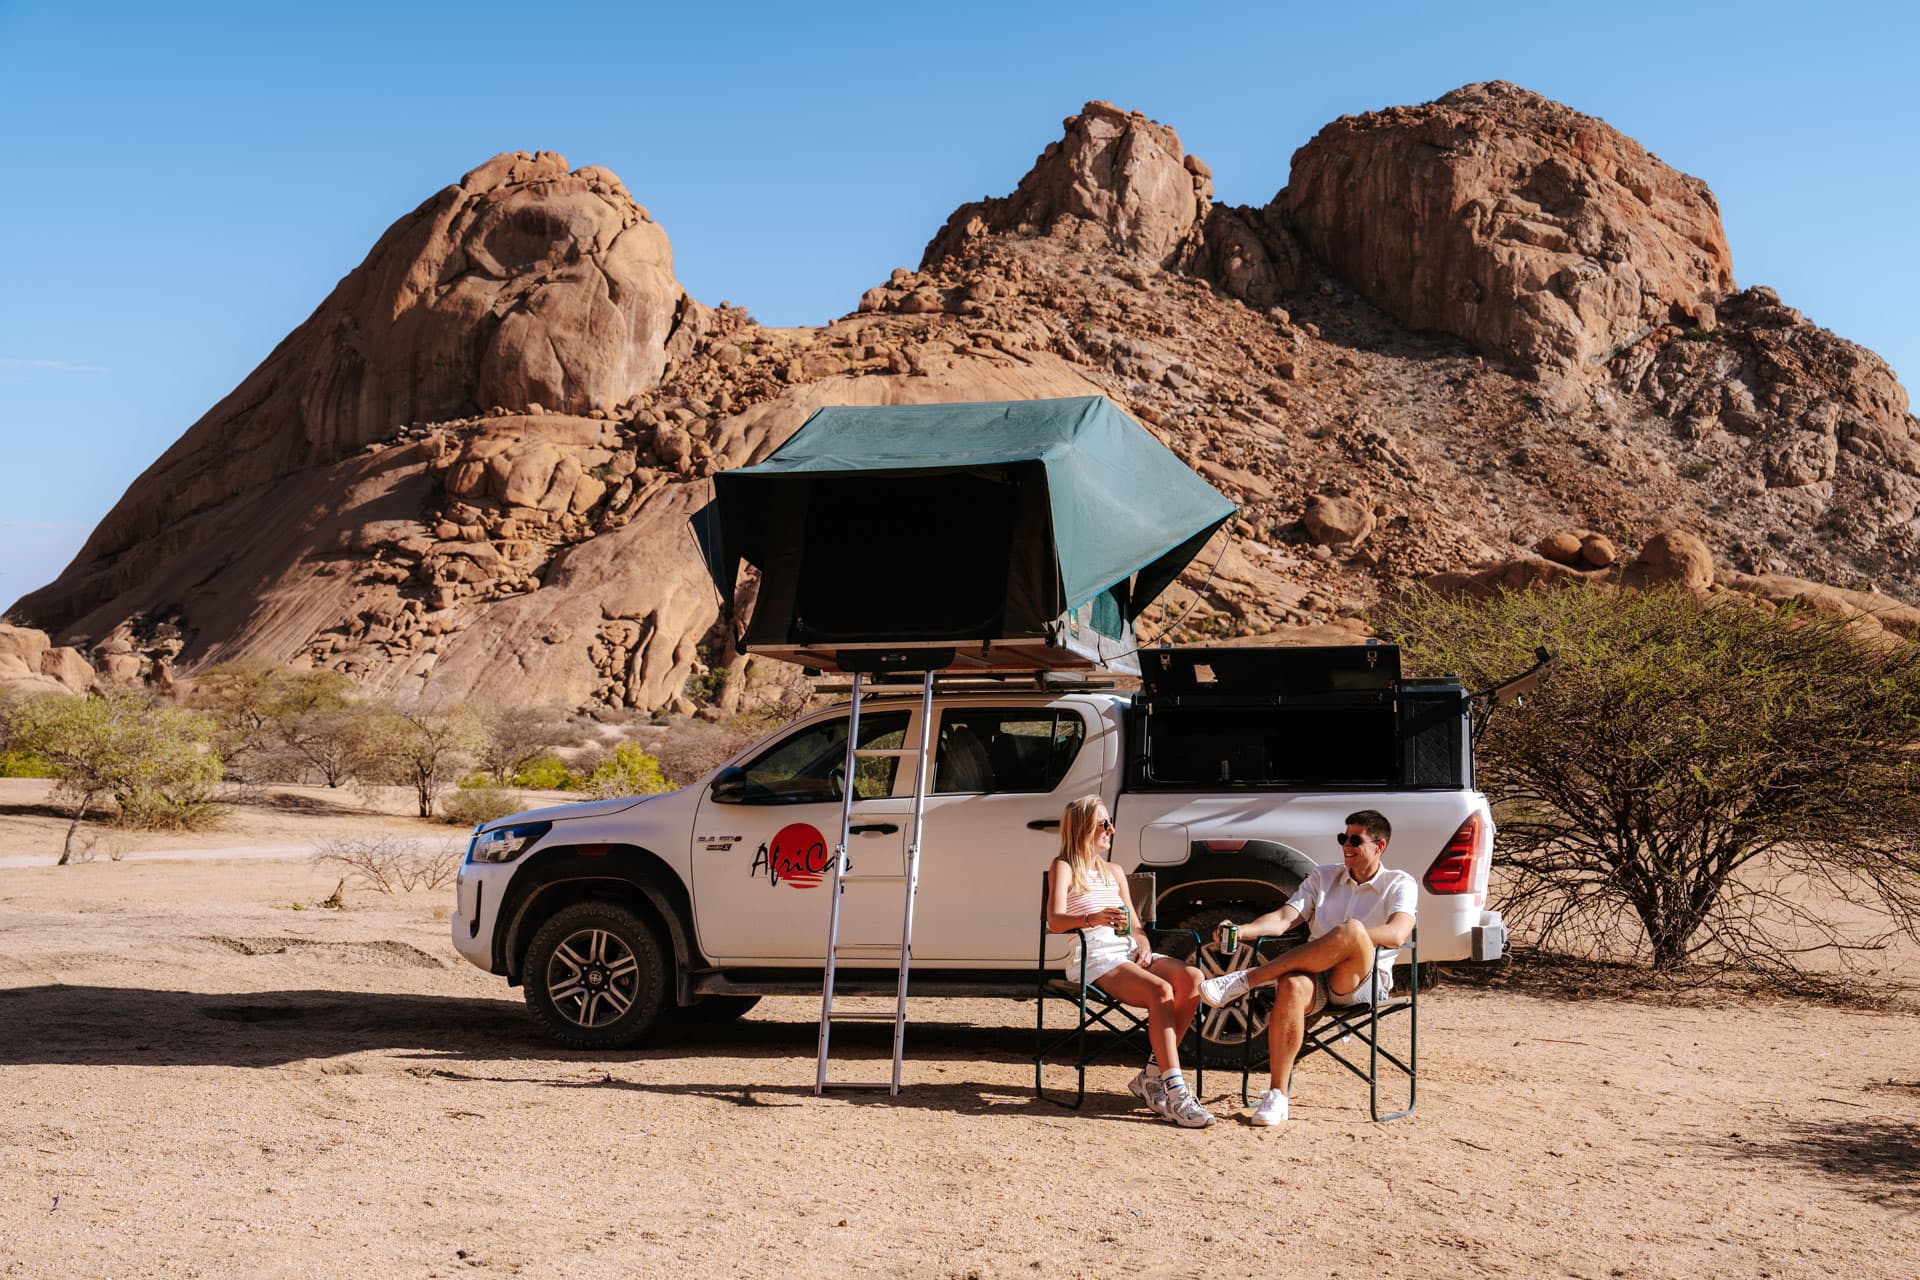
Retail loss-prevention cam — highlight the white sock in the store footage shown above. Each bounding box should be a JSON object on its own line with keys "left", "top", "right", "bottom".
{"left": 1144, "top": 1054, "right": 1160, "bottom": 1080}
{"left": 1161, "top": 1069, "right": 1187, "bottom": 1096}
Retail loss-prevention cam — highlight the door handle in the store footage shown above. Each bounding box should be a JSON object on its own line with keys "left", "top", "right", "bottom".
{"left": 851, "top": 823, "right": 899, "bottom": 836}
{"left": 1026, "top": 819, "right": 1061, "bottom": 831}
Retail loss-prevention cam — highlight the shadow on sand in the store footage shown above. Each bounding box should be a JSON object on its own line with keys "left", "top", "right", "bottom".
{"left": 0, "top": 983, "right": 1188, "bottom": 1118}
{"left": 1712, "top": 1113, "right": 1920, "bottom": 1210}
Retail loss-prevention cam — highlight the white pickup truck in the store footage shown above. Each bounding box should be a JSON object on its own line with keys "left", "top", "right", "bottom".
{"left": 451, "top": 646, "right": 1508, "bottom": 1062}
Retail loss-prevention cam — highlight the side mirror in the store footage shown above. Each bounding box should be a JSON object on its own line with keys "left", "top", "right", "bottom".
{"left": 709, "top": 766, "right": 746, "bottom": 805}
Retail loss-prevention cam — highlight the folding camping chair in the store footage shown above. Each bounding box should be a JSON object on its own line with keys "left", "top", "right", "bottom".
{"left": 1232, "top": 929, "right": 1418, "bottom": 1122}
{"left": 1034, "top": 871, "right": 1204, "bottom": 1107}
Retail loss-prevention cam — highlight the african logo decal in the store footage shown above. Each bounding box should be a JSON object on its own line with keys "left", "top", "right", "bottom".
{"left": 750, "top": 822, "right": 832, "bottom": 888}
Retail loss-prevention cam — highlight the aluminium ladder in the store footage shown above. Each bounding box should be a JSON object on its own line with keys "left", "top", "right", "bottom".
{"left": 814, "top": 669, "right": 937, "bottom": 1095}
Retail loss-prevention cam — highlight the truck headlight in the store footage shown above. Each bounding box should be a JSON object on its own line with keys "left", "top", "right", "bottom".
{"left": 468, "top": 821, "right": 552, "bottom": 864}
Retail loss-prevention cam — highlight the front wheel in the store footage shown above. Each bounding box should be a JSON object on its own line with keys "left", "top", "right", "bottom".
{"left": 523, "top": 902, "right": 671, "bottom": 1049}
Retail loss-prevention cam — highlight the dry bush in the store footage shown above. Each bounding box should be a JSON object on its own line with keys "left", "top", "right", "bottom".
{"left": 647, "top": 717, "right": 767, "bottom": 786}
{"left": 311, "top": 834, "right": 462, "bottom": 893}
{"left": 472, "top": 703, "right": 584, "bottom": 785}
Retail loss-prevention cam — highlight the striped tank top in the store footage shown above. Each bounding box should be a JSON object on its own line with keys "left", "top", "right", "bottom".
{"left": 1059, "top": 862, "right": 1131, "bottom": 980}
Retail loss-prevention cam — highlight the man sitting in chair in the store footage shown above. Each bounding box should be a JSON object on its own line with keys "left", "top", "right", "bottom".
{"left": 1196, "top": 809, "right": 1415, "bottom": 1126}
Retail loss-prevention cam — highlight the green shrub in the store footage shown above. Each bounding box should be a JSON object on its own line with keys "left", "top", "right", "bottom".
{"left": 584, "top": 743, "right": 673, "bottom": 800}
{"left": 440, "top": 786, "right": 527, "bottom": 827}
{"left": 511, "top": 753, "right": 582, "bottom": 791}
{"left": 1, "top": 749, "right": 55, "bottom": 778}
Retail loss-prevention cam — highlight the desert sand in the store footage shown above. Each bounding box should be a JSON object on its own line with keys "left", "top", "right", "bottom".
{"left": 1, "top": 782, "right": 1916, "bottom": 1279}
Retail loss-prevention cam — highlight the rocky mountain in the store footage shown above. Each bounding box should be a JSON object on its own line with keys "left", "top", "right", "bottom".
{"left": 12, "top": 82, "right": 1918, "bottom": 712}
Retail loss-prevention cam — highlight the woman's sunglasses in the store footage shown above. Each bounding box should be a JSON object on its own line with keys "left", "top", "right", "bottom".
{"left": 1096, "top": 818, "right": 1115, "bottom": 833}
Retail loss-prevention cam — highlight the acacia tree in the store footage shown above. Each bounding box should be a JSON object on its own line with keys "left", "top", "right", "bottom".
{"left": 350, "top": 705, "right": 484, "bottom": 818}
{"left": 11, "top": 687, "right": 224, "bottom": 862}
{"left": 1376, "top": 586, "right": 1920, "bottom": 973}
{"left": 190, "top": 661, "right": 354, "bottom": 782}
{"left": 285, "top": 705, "right": 365, "bottom": 787}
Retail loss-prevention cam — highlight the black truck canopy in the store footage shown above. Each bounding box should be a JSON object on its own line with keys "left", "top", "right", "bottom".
{"left": 694, "top": 396, "right": 1235, "bottom": 674}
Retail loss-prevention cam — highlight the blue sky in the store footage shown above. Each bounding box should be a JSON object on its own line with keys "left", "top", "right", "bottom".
{"left": 3, "top": 1, "right": 1916, "bottom": 615}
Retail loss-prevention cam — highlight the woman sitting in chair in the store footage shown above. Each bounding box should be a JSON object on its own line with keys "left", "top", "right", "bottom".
{"left": 1046, "top": 794, "right": 1214, "bottom": 1128}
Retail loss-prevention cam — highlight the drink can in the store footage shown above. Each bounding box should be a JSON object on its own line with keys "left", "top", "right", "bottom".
{"left": 1115, "top": 906, "right": 1131, "bottom": 937}
{"left": 1220, "top": 922, "right": 1240, "bottom": 954}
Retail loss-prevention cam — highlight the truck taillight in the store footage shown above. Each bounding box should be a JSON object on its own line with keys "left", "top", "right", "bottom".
{"left": 1424, "top": 812, "right": 1488, "bottom": 894}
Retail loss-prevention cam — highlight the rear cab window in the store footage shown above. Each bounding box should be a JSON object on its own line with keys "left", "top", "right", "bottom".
{"left": 934, "top": 708, "right": 1086, "bottom": 794}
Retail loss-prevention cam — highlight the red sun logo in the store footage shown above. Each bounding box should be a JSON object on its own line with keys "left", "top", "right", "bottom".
{"left": 758, "top": 822, "right": 831, "bottom": 888}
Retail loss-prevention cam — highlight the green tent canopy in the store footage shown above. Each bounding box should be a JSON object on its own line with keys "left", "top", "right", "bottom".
{"left": 693, "top": 396, "right": 1235, "bottom": 674}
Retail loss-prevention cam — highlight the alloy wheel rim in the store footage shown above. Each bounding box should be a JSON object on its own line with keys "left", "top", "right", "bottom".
{"left": 546, "top": 928, "right": 641, "bottom": 1028}
{"left": 1195, "top": 940, "right": 1267, "bottom": 1054}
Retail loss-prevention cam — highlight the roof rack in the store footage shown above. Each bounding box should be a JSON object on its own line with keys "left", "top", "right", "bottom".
{"left": 810, "top": 670, "right": 1122, "bottom": 697}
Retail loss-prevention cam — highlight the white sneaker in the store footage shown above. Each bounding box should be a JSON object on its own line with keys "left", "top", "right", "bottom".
{"left": 1250, "top": 1088, "right": 1289, "bottom": 1126}
{"left": 1198, "top": 968, "right": 1251, "bottom": 1007}
{"left": 1163, "top": 1088, "right": 1216, "bottom": 1128}
{"left": 1127, "top": 1068, "right": 1169, "bottom": 1116}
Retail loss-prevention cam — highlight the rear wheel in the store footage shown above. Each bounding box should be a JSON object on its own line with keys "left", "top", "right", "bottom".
{"left": 1162, "top": 905, "right": 1305, "bottom": 1070}
{"left": 523, "top": 902, "right": 670, "bottom": 1049}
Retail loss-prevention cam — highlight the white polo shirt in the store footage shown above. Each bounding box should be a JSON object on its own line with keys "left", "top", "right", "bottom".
{"left": 1285, "top": 862, "right": 1418, "bottom": 993}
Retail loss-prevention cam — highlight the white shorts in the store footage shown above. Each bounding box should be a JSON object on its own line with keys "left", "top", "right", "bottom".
{"left": 1064, "top": 931, "right": 1153, "bottom": 986}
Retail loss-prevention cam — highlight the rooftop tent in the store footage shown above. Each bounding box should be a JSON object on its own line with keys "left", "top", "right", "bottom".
{"left": 693, "top": 396, "right": 1236, "bottom": 674}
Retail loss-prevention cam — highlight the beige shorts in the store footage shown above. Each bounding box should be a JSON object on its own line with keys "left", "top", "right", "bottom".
{"left": 1308, "top": 968, "right": 1389, "bottom": 1016}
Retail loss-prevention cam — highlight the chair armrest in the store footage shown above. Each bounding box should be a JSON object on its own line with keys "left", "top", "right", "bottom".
{"left": 1378, "top": 926, "right": 1418, "bottom": 965}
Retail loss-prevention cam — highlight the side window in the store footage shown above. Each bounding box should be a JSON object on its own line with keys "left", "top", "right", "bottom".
{"left": 730, "top": 712, "right": 908, "bottom": 805}
{"left": 934, "top": 709, "right": 1087, "bottom": 795}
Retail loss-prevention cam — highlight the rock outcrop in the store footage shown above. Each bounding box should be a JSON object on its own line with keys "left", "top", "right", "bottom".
{"left": 1284, "top": 81, "right": 1734, "bottom": 374}
{"left": 21, "top": 151, "right": 689, "bottom": 633}
{"left": 10, "top": 87, "right": 1919, "bottom": 716}
{"left": 0, "top": 624, "right": 100, "bottom": 698}
{"left": 926, "top": 101, "right": 1213, "bottom": 267}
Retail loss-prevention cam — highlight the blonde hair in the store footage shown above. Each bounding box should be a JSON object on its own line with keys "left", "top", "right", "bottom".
{"left": 1056, "top": 794, "right": 1108, "bottom": 893}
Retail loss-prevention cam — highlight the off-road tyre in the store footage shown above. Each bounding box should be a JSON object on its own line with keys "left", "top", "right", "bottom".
{"left": 522, "top": 901, "right": 671, "bottom": 1049}
{"left": 1162, "top": 905, "right": 1307, "bottom": 1070}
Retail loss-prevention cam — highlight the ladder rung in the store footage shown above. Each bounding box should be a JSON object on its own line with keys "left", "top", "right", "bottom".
{"left": 825, "top": 1009, "right": 903, "bottom": 1020}
{"left": 819, "top": 668, "right": 930, "bottom": 1099}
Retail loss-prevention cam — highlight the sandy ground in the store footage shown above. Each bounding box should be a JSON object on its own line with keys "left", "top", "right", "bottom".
{"left": 1, "top": 782, "right": 1917, "bottom": 1278}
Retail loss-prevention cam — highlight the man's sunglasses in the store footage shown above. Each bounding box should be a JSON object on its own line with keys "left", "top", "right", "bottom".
{"left": 1335, "top": 833, "right": 1371, "bottom": 847}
